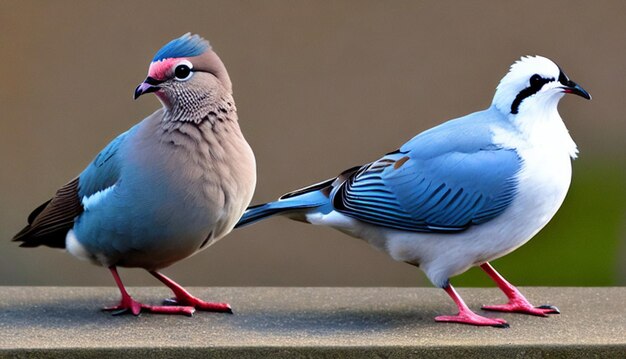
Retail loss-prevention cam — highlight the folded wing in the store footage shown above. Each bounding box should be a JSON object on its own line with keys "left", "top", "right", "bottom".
{"left": 333, "top": 145, "right": 521, "bottom": 233}
{"left": 13, "top": 127, "right": 134, "bottom": 248}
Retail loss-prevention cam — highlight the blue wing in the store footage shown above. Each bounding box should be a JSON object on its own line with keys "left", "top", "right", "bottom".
{"left": 78, "top": 125, "right": 137, "bottom": 199}
{"left": 333, "top": 109, "right": 522, "bottom": 232}
{"left": 13, "top": 125, "right": 137, "bottom": 248}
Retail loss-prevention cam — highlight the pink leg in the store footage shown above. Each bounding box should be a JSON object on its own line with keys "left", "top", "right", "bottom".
{"left": 435, "top": 283, "right": 509, "bottom": 328}
{"left": 103, "top": 267, "right": 195, "bottom": 316}
{"left": 150, "top": 271, "right": 232, "bottom": 313}
{"left": 480, "top": 262, "right": 559, "bottom": 316}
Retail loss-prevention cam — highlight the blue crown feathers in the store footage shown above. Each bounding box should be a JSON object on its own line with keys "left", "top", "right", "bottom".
{"left": 152, "top": 33, "right": 211, "bottom": 62}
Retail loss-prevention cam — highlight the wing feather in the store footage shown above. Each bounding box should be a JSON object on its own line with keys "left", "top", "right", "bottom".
{"left": 13, "top": 127, "right": 134, "bottom": 248}
{"left": 333, "top": 145, "right": 522, "bottom": 233}
{"left": 13, "top": 178, "right": 81, "bottom": 248}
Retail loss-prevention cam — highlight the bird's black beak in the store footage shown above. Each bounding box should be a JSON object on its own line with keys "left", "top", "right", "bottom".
{"left": 560, "top": 79, "right": 591, "bottom": 100}
{"left": 134, "top": 77, "right": 163, "bottom": 100}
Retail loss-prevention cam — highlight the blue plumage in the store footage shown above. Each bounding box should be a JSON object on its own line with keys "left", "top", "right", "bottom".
{"left": 337, "top": 147, "right": 520, "bottom": 232}
{"left": 78, "top": 126, "right": 136, "bottom": 199}
{"left": 238, "top": 189, "right": 332, "bottom": 227}
{"left": 334, "top": 108, "right": 522, "bottom": 232}
{"left": 152, "top": 33, "right": 210, "bottom": 62}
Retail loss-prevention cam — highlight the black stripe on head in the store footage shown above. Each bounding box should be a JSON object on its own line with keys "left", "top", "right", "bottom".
{"left": 510, "top": 74, "right": 554, "bottom": 114}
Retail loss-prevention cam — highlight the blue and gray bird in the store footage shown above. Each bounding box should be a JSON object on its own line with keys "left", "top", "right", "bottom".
{"left": 13, "top": 33, "right": 256, "bottom": 316}
{"left": 237, "top": 56, "right": 590, "bottom": 327}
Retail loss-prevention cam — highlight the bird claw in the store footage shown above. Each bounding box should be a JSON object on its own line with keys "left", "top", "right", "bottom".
{"left": 435, "top": 313, "right": 509, "bottom": 328}
{"left": 103, "top": 300, "right": 142, "bottom": 316}
{"left": 109, "top": 308, "right": 133, "bottom": 316}
{"left": 481, "top": 302, "right": 560, "bottom": 316}
{"left": 536, "top": 304, "right": 560, "bottom": 314}
{"left": 162, "top": 297, "right": 179, "bottom": 305}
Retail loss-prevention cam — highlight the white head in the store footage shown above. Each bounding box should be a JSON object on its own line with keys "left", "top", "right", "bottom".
{"left": 492, "top": 56, "right": 590, "bottom": 116}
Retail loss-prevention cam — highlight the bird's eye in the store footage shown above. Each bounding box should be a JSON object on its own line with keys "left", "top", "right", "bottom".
{"left": 529, "top": 74, "right": 543, "bottom": 87}
{"left": 174, "top": 60, "right": 193, "bottom": 81}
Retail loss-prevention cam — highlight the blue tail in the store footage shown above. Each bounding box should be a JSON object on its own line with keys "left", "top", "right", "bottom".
{"left": 236, "top": 179, "right": 335, "bottom": 228}
{"left": 235, "top": 201, "right": 297, "bottom": 228}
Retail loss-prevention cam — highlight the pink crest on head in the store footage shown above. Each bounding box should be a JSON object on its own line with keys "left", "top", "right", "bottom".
{"left": 148, "top": 58, "right": 180, "bottom": 80}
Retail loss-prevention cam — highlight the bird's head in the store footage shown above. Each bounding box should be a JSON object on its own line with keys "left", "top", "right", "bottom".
{"left": 134, "top": 33, "right": 232, "bottom": 110}
{"left": 492, "top": 55, "right": 590, "bottom": 117}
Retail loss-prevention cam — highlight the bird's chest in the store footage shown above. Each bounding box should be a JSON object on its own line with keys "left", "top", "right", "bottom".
{"left": 154, "top": 123, "right": 255, "bottom": 239}
{"left": 510, "top": 137, "right": 574, "bottom": 231}
{"left": 493, "top": 115, "right": 576, "bottom": 227}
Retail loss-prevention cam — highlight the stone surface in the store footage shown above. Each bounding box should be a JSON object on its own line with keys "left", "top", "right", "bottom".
{"left": 0, "top": 287, "right": 624, "bottom": 358}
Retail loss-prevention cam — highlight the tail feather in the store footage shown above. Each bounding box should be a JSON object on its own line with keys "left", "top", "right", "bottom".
{"left": 237, "top": 166, "right": 364, "bottom": 229}
{"left": 13, "top": 178, "right": 82, "bottom": 249}
{"left": 236, "top": 189, "right": 330, "bottom": 228}
{"left": 235, "top": 203, "right": 291, "bottom": 228}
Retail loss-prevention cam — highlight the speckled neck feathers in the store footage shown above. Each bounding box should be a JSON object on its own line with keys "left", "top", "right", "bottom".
{"left": 163, "top": 91, "right": 237, "bottom": 125}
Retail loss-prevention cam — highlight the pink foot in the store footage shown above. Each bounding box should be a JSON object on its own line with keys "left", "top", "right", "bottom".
{"left": 103, "top": 298, "right": 195, "bottom": 317}
{"left": 105, "top": 266, "right": 194, "bottom": 316}
{"left": 163, "top": 297, "right": 232, "bottom": 313}
{"left": 103, "top": 294, "right": 142, "bottom": 316}
{"left": 151, "top": 271, "right": 233, "bottom": 314}
{"left": 482, "top": 302, "right": 559, "bottom": 316}
{"left": 435, "top": 312, "right": 509, "bottom": 328}
{"left": 438, "top": 283, "right": 509, "bottom": 328}
{"left": 479, "top": 263, "right": 559, "bottom": 317}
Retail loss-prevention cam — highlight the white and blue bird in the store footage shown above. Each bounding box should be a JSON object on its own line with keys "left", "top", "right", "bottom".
{"left": 13, "top": 33, "right": 256, "bottom": 316}
{"left": 236, "top": 56, "right": 590, "bottom": 327}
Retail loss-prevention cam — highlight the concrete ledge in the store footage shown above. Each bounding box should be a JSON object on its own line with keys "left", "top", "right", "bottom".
{"left": 0, "top": 287, "right": 624, "bottom": 358}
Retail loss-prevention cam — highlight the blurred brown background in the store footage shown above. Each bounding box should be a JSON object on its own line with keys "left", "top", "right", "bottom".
{"left": 1, "top": 1, "right": 624, "bottom": 287}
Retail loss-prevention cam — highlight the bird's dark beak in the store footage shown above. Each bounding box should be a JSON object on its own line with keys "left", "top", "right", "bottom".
{"left": 560, "top": 80, "right": 591, "bottom": 100}
{"left": 134, "top": 77, "right": 163, "bottom": 100}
